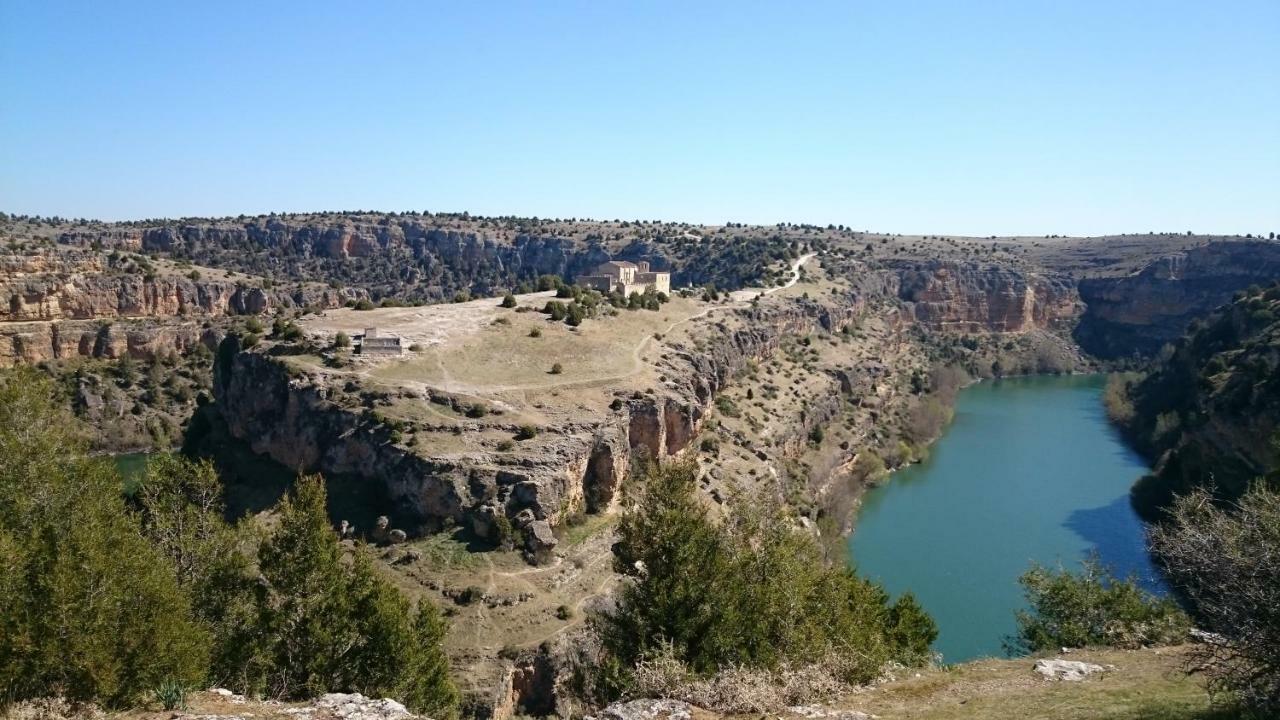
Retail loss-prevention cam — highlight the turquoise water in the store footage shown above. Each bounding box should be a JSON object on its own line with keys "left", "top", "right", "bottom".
{"left": 849, "top": 374, "right": 1163, "bottom": 662}
{"left": 112, "top": 452, "right": 153, "bottom": 495}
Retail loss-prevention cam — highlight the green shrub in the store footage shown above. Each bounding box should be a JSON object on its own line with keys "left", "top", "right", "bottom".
{"left": 1151, "top": 486, "right": 1280, "bottom": 714}
{"left": 334, "top": 331, "right": 351, "bottom": 348}
{"left": 544, "top": 301, "right": 567, "bottom": 321}
{"left": 550, "top": 362, "right": 563, "bottom": 375}
{"left": 153, "top": 680, "right": 188, "bottom": 711}
{"left": 0, "top": 370, "right": 209, "bottom": 708}
{"left": 515, "top": 425, "right": 539, "bottom": 441}
{"left": 0, "top": 376, "right": 461, "bottom": 716}
{"left": 714, "top": 395, "right": 740, "bottom": 418}
{"left": 1008, "top": 556, "right": 1189, "bottom": 654}
{"left": 596, "top": 458, "right": 935, "bottom": 694}
{"left": 500, "top": 293, "right": 517, "bottom": 308}
{"left": 353, "top": 298, "right": 376, "bottom": 311}
{"left": 529, "top": 327, "right": 543, "bottom": 338}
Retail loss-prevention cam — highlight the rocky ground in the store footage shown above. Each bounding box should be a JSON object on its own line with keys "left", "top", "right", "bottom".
{"left": 9, "top": 645, "right": 1216, "bottom": 720}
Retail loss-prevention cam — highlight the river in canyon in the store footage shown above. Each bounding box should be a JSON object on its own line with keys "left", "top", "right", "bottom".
{"left": 849, "top": 374, "right": 1165, "bottom": 662}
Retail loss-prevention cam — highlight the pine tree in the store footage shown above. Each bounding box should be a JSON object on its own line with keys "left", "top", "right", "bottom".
{"left": 0, "top": 369, "right": 208, "bottom": 708}
{"left": 255, "top": 476, "right": 459, "bottom": 715}
{"left": 137, "top": 455, "right": 266, "bottom": 689}
{"left": 399, "top": 601, "right": 460, "bottom": 719}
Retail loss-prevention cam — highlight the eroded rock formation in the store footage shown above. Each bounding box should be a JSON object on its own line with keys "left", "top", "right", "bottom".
{"left": 887, "top": 260, "right": 1080, "bottom": 333}
{"left": 1075, "top": 240, "right": 1280, "bottom": 357}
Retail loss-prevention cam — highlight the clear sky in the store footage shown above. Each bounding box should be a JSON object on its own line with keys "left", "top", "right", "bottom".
{"left": 1, "top": 1, "right": 1277, "bottom": 236}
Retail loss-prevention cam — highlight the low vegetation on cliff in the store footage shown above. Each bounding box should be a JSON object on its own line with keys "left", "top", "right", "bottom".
{"left": 1115, "top": 282, "right": 1280, "bottom": 516}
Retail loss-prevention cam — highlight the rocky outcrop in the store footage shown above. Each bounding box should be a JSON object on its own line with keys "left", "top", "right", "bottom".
{"left": 0, "top": 318, "right": 222, "bottom": 367}
{"left": 208, "top": 292, "right": 866, "bottom": 559}
{"left": 1, "top": 268, "right": 364, "bottom": 323}
{"left": 886, "top": 260, "right": 1079, "bottom": 333}
{"left": 1076, "top": 240, "right": 1280, "bottom": 358}
{"left": 58, "top": 219, "right": 624, "bottom": 299}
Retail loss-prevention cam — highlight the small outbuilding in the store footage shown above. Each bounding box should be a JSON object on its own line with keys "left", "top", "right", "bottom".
{"left": 355, "top": 327, "right": 404, "bottom": 356}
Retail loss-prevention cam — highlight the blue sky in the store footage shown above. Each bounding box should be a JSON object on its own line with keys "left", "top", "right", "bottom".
{"left": 1, "top": 1, "right": 1276, "bottom": 235}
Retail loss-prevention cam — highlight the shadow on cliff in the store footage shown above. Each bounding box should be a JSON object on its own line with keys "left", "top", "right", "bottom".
{"left": 183, "top": 402, "right": 394, "bottom": 532}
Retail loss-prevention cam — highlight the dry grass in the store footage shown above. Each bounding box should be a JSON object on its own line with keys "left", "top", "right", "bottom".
{"left": 366, "top": 297, "right": 702, "bottom": 393}
{"left": 830, "top": 646, "right": 1227, "bottom": 720}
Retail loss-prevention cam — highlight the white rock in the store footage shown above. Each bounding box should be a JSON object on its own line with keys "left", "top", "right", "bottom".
{"left": 593, "top": 699, "right": 693, "bottom": 720}
{"left": 207, "top": 688, "right": 248, "bottom": 704}
{"left": 1033, "top": 658, "right": 1107, "bottom": 682}
{"left": 313, "top": 693, "right": 415, "bottom": 720}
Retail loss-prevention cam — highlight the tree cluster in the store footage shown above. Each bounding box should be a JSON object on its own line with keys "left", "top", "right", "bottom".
{"left": 0, "top": 370, "right": 458, "bottom": 715}
{"left": 586, "top": 459, "right": 935, "bottom": 702}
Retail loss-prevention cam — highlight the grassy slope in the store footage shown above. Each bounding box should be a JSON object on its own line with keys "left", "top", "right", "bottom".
{"left": 99, "top": 646, "right": 1222, "bottom": 720}
{"left": 830, "top": 646, "right": 1225, "bottom": 720}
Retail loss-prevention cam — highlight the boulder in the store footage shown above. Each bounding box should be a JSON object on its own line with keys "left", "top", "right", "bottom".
{"left": 1033, "top": 658, "right": 1106, "bottom": 681}
{"left": 591, "top": 699, "right": 692, "bottom": 720}
{"left": 312, "top": 693, "right": 415, "bottom": 720}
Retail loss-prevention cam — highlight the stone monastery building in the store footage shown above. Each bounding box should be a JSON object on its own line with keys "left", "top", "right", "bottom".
{"left": 578, "top": 260, "right": 671, "bottom": 296}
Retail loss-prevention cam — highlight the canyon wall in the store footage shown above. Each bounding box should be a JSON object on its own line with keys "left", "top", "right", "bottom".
{"left": 205, "top": 259, "right": 1096, "bottom": 559}
{"left": 886, "top": 260, "right": 1080, "bottom": 333}
{"left": 2, "top": 268, "right": 363, "bottom": 323}
{"left": 1075, "top": 240, "right": 1280, "bottom": 358}
{"left": 59, "top": 220, "right": 622, "bottom": 298}
{"left": 0, "top": 319, "right": 225, "bottom": 367}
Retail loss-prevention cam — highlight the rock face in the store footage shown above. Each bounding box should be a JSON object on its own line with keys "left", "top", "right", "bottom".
{"left": 1, "top": 267, "right": 363, "bottom": 323}
{"left": 1075, "top": 240, "right": 1280, "bottom": 358}
{"left": 0, "top": 318, "right": 223, "bottom": 367}
{"left": 887, "top": 260, "right": 1080, "bottom": 333}
{"left": 59, "top": 219, "right": 621, "bottom": 299}
{"left": 206, "top": 256, "right": 1090, "bottom": 559}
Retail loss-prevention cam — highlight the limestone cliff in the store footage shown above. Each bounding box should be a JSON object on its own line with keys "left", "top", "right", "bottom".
{"left": 1075, "top": 240, "right": 1280, "bottom": 358}
{"left": 58, "top": 219, "right": 620, "bottom": 300}
{"left": 0, "top": 319, "right": 224, "bottom": 367}
{"left": 2, "top": 266, "right": 362, "bottom": 322}
{"left": 885, "top": 260, "right": 1080, "bottom": 333}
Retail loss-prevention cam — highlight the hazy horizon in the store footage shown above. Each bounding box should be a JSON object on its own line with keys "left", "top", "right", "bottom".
{"left": 2, "top": 1, "right": 1277, "bottom": 236}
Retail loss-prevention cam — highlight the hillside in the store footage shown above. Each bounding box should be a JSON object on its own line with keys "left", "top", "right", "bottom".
{"left": 1117, "top": 283, "right": 1280, "bottom": 517}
